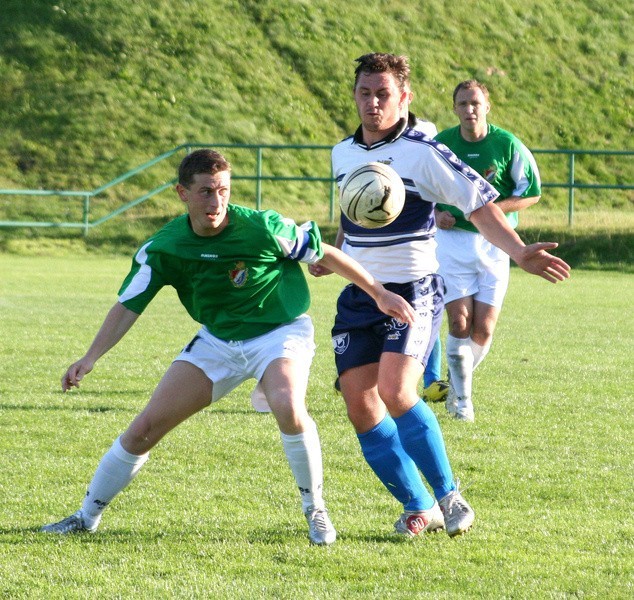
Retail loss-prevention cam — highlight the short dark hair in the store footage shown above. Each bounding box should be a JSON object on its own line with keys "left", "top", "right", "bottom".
{"left": 353, "top": 53, "right": 410, "bottom": 92}
{"left": 452, "top": 80, "right": 490, "bottom": 105}
{"left": 178, "top": 149, "right": 232, "bottom": 187}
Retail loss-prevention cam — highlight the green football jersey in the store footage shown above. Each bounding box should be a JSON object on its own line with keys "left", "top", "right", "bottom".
{"left": 435, "top": 124, "right": 541, "bottom": 233}
{"left": 117, "top": 204, "right": 324, "bottom": 341}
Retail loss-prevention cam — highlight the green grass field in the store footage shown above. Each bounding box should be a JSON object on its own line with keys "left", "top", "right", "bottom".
{"left": 0, "top": 256, "right": 632, "bottom": 599}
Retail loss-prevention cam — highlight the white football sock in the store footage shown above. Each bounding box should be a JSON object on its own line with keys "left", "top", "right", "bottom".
{"left": 470, "top": 337, "right": 492, "bottom": 371}
{"left": 280, "top": 419, "right": 325, "bottom": 513}
{"left": 446, "top": 334, "right": 474, "bottom": 400}
{"left": 80, "top": 436, "right": 149, "bottom": 528}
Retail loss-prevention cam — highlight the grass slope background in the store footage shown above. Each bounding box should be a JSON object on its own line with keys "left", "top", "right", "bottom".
{"left": 0, "top": 0, "right": 632, "bottom": 266}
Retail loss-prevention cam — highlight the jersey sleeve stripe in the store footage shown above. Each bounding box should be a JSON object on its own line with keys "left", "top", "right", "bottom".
{"left": 274, "top": 222, "right": 322, "bottom": 264}
{"left": 118, "top": 241, "right": 153, "bottom": 303}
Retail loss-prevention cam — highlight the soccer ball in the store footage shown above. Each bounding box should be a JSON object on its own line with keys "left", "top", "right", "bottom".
{"left": 339, "top": 162, "right": 405, "bottom": 228}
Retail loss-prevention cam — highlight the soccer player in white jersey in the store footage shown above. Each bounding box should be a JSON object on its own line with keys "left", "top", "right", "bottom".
{"left": 310, "top": 53, "right": 569, "bottom": 538}
{"left": 329, "top": 86, "right": 447, "bottom": 403}
{"left": 435, "top": 80, "right": 542, "bottom": 422}
{"left": 40, "top": 149, "right": 416, "bottom": 546}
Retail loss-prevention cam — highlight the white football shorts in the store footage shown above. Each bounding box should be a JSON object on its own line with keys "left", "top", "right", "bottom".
{"left": 174, "top": 314, "right": 315, "bottom": 402}
{"left": 436, "top": 227, "right": 510, "bottom": 308}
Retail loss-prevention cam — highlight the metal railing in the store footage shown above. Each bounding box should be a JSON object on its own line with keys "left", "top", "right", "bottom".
{"left": 0, "top": 144, "right": 631, "bottom": 234}
{"left": 531, "top": 149, "right": 633, "bottom": 226}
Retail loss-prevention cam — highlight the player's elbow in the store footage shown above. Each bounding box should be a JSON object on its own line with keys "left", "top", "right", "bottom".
{"left": 468, "top": 201, "right": 498, "bottom": 224}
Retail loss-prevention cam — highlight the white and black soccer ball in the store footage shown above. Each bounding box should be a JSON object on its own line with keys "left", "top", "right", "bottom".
{"left": 339, "top": 162, "right": 405, "bottom": 228}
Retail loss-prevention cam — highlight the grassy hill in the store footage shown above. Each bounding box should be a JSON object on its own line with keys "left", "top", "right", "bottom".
{"left": 0, "top": 0, "right": 632, "bottom": 264}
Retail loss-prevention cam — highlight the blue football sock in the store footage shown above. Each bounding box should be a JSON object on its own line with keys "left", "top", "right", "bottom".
{"left": 393, "top": 400, "right": 454, "bottom": 500}
{"left": 357, "top": 415, "right": 434, "bottom": 511}
{"left": 423, "top": 336, "right": 443, "bottom": 387}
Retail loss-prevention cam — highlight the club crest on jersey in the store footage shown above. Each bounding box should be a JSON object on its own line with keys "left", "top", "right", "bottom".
{"left": 484, "top": 165, "right": 498, "bottom": 181}
{"left": 229, "top": 261, "right": 248, "bottom": 287}
{"left": 332, "top": 333, "right": 349, "bottom": 355}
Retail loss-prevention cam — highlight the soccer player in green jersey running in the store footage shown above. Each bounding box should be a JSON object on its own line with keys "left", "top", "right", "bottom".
{"left": 41, "top": 149, "right": 415, "bottom": 545}
{"left": 435, "top": 80, "right": 542, "bottom": 422}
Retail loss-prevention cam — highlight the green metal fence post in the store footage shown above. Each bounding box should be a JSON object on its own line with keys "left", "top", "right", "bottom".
{"left": 255, "top": 147, "right": 263, "bottom": 210}
{"left": 329, "top": 162, "right": 336, "bottom": 222}
{"left": 82, "top": 193, "right": 91, "bottom": 236}
{"left": 568, "top": 152, "right": 575, "bottom": 227}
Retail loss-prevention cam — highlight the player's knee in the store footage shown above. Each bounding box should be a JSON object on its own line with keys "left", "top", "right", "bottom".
{"left": 472, "top": 331, "right": 494, "bottom": 346}
{"left": 123, "top": 414, "right": 163, "bottom": 453}
{"left": 449, "top": 317, "right": 470, "bottom": 337}
{"left": 376, "top": 380, "right": 410, "bottom": 410}
{"left": 472, "top": 320, "right": 496, "bottom": 345}
{"left": 270, "top": 396, "right": 310, "bottom": 430}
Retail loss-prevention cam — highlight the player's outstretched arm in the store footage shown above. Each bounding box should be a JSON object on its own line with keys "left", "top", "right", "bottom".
{"left": 315, "top": 244, "right": 416, "bottom": 325}
{"left": 470, "top": 202, "right": 571, "bottom": 283}
{"left": 61, "top": 302, "right": 140, "bottom": 392}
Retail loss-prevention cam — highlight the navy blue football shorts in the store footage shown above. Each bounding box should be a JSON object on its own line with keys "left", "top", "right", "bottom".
{"left": 331, "top": 274, "right": 444, "bottom": 375}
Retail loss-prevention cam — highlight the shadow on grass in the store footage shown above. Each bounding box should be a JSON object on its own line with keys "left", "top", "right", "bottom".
{"left": 1, "top": 528, "right": 171, "bottom": 543}
{"left": 5, "top": 525, "right": 416, "bottom": 546}
{"left": 0, "top": 403, "right": 133, "bottom": 413}
{"left": 213, "top": 524, "right": 425, "bottom": 546}
{"left": 0, "top": 400, "right": 283, "bottom": 417}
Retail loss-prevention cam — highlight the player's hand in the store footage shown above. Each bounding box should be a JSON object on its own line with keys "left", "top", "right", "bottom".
{"left": 515, "top": 243, "right": 571, "bottom": 283}
{"left": 375, "top": 289, "right": 416, "bottom": 326}
{"left": 435, "top": 209, "right": 456, "bottom": 230}
{"left": 308, "top": 263, "right": 333, "bottom": 277}
{"left": 61, "top": 358, "right": 95, "bottom": 392}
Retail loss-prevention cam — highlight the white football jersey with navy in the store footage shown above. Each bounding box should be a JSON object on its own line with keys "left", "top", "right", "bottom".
{"left": 332, "top": 120, "right": 499, "bottom": 283}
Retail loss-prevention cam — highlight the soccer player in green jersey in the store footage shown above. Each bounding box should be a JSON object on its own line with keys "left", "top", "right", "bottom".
{"left": 435, "top": 80, "right": 542, "bottom": 422}
{"left": 40, "top": 149, "right": 415, "bottom": 545}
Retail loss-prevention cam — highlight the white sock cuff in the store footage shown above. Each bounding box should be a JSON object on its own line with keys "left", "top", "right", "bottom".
{"left": 280, "top": 419, "right": 318, "bottom": 443}
{"left": 447, "top": 333, "right": 460, "bottom": 345}
{"left": 112, "top": 436, "right": 150, "bottom": 466}
{"left": 447, "top": 334, "right": 472, "bottom": 357}
{"left": 469, "top": 337, "right": 490, "bottom": 352}
{"left": 469, "top": 337, "right": 492, "bottom": 370}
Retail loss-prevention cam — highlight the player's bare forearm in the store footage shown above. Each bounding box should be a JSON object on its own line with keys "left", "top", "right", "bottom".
{"left": 470, "top": 202, "right": 570, "bottom": 282}
{"left": 83, "top": 302, "right": 140, "bottom": 363}
{"left": 317, "top": 244, "right": 416, "bottom": 324}
{"left": 61, "top": 302, "right": 140, "bottom": 392}
{"left": 334, "top": 225, "right": 345, "bottom": 250}
{"left": 495, "top": 195, "right": 540, "bottom": 214}
{"left": 308, "top": 226, "right": 345, "bottom": 277}
{"left": 469, "top": 202, "right": 524, "bottom": 259}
